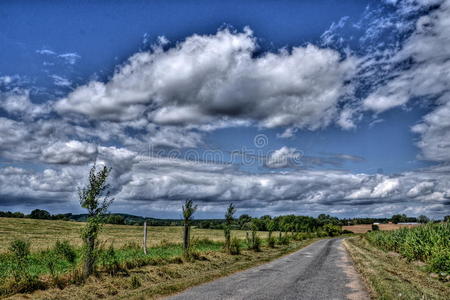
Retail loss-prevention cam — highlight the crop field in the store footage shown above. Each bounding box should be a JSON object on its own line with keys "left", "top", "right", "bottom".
{"left": 342, "top": 223, "right": 420, "bottom": 233}
{"left": 365, "top": 222, "right": 450, "bottom": 275}
{"left": 0, "top": 217, "right": 268, "bottom": 252}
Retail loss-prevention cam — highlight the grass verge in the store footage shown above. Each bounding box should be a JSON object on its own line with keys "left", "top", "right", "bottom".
{"left": 344, "top": 236, "right": 450, "bottom": 300}
{"left": 5, "top": 239, "right": 317, "bottom": 299}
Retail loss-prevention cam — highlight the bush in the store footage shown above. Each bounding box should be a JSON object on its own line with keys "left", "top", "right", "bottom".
{"left": 371, "top": 224, "right": 380, "bottom": 231}
{"left": 3, "top": 239, "right": 45, "bottom": 294}
{"left": 44, "top": 252, "right": 64, "bottom": 288}
{"left": 267, "top": 236, "right": 276, "bottom": 248}
{"left": 229, "top": 237, "right": 241, "bottom": 254}
{"left": 54, "top": 240, "right": 77, "bottom": 265}
{"left": 251, "top": 236, "right": 262, "bottom": 252}
{"left": 9, "top": 239, "right": 30, "bottom": 262}
{"left": 8, "top": 239, "right": 31, "bottom": 279}
{"left": 99, "top": 244, "right": 121, "bottom": 276}
{"left": 277, "top": 234, "right": 290, "bottom": 245}
{"left": 323, "top": 224, "right": 342, "bottom": 237}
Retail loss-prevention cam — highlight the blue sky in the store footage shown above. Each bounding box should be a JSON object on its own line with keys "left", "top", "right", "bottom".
{"left": 0, "top": 0, "right": 449, "bottom": 219}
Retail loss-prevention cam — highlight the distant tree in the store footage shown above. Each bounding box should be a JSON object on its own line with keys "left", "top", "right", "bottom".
{"left": 78, "top": 164, "right": 114, "bottom": 278}
{"left": 182, "top": 200, "right": 197, "bottom": 257}
{"left": 224, "top": 203, "right": 236, "bottom": 254}
{"left": 106, "top": 214, "right": 125, "bottom": 225}
{"left": 29, "top": 209, "right": 51, "bottom": 220}
{"left": 418, "top": 215, "right": 430, "bottom": 224}
{"left": 238, "top": 214, "right": 252, "bottom": 229}
{"left": 444, "top": 215, "right": 450, "bottom": 222}
{"left": 391, "top": 214, "right": 408, "bottom": 224}
{"left": 52, "top": 213, "right": 72, "bottom": 221}
{"left": 317, "top": 214, "right": 339, "bottom": 226}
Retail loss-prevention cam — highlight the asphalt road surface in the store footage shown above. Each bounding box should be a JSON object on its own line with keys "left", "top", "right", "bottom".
{"left": 167, "top": 238, "right": 369, "bottom": 300}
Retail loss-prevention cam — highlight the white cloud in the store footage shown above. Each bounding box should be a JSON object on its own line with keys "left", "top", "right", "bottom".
{"left": 41, "top": 140, "right": 98, "bottom": 165}
{"left": 371, "top": 178, "right": 400, "bottom": 197}
{"left": 265, "top": 147, "right": 301, "bottom": 168}
{"left": 56, "top": 28, "right": 357, "bottom": 131}
{"left": 0, "top": 147, "right": 448, "bottom": 217}
{"left": 347, "top": 177, "right": 400, "bottom": 199}
{"left": 359, "top": 1, "right": 450, "bottom": 162}
{"left": 407, "top": 181, "right": 435, "bottom": 197}
{"left": 0, "top": 90, "right": 50, "bottom": 119}
{"left": 50, "top": 75, "right": 72, "bottom": 87}
{"left": 58, "top": 53, "right": 81, "bottom": 65}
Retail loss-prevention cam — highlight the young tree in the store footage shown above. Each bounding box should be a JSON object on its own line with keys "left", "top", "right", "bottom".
{"left": 78, "top": 164, "right": 114, "bottom": 278}
{"left": 224, "top": 203, "right": 236, "bottom": 253}
{"left": 267, "top": 219, "right": 276, "bottom": 239}
{"left": 182, "top": 199, "right": 197, "bottom": 257}
{"left": 267, "top": 220, "right": 276, "bottom": 248}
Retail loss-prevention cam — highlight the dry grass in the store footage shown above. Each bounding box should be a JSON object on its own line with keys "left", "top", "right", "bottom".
{"left": 5, "top": 239, "right": 317, "bottom": 299}
{"left": 344, "top": 237, "right": 450, "bottom": 300}
{"left": 0, "top": 217, "right": 269, "bottom": 253}
{"left": 343, "top": 223, "right": 420, "bottom": 234}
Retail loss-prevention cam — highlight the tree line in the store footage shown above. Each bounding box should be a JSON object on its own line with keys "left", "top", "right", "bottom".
{"left": 0, "top": 210, "right": 446, "bottom": 228}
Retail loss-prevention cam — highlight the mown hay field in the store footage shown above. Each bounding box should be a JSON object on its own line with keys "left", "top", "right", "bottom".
{"left": 0, "top": 217, "right": 268, "bottom": 252}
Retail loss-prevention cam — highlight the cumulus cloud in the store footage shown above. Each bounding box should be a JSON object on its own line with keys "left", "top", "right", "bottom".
{"left": 265, "top": 147, "right": 301, "bottom": 168}
{"left": 0, "top": 90, "right": 50, "bottom": 119}
{"left": 112, "top": 157, "right": 449, "bottom": 217}
{"left": 0, "top": 145, "right": 448, "bottom": 217}
{"left": 407, "top": 181, "right": 435, "bottom": 197}
{"left": 41, "top": 141, "right": 98, "bottom": 165}
{"left": 0, "top": 166, "right": 82, "bottom": 208}
{"left": 56, "top": 28, "right": 357, "bottom": 130}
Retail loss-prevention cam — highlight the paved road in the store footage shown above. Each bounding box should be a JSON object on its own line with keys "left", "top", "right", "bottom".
{"left": 167, "top": 238, "right": 369, "bottom": 300}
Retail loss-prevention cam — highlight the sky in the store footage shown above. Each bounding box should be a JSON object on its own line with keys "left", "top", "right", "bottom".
{"left": 0, "top": 0, "right": 449, "bottom": 219}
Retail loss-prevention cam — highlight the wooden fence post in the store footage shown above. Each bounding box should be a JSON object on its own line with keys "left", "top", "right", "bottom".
{"left": 143, "top": 220, "right": 148, "bottom": 255}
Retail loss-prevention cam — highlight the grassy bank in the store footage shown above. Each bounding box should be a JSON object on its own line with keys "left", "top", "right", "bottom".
{"left": 344, "top": 237, "right": 450, "bottom": 300}
{"left": 0, "top": 239, "right": 222, "bottom": 280}
{"left": 3, "top": 238, "right": 317, "bottom": 299}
